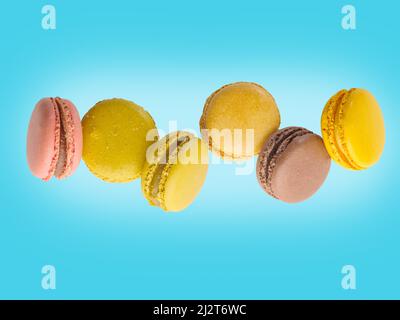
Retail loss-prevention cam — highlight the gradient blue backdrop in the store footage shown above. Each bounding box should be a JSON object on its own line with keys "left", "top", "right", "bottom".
{"left": 0, "top": 0, "right": 399, "bottom": 299}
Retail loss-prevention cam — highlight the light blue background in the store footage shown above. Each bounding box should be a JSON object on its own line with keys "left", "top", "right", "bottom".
{"left": 0, "top": 0, "right": 399, "bottom": 299}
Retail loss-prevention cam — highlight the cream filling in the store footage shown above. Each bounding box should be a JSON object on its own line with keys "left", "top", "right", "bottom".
{"left": 54, "top": 111, "right": 67, "bottom": 177}
{"left": 53, "top": 98, "right": 74, "bottom": 178}
{"left": 149, "top": 135, "right": 190, "bottom": 206}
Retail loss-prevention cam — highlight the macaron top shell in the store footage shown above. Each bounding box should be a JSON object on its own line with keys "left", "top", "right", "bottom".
{"left": 321, "top": 88, "right": 385, "bottom": 170}
{"left": 200, "top": 82, "right": 280, "bottom": 160}
{"left": 27, "top": 98, "right": 61, "bottom": 180}
{"left": 257, "top": 127, "right": 331, "bottom": 203}
{"left": 82, "top": 98, "right": 158, "bottom": 183}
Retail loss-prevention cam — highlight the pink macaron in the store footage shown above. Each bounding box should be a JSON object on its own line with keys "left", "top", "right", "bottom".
{"left": 27, "top": 97, "right": 83, "bottom": 181}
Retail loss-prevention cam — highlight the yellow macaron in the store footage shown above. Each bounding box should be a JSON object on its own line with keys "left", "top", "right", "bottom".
{"left": 200, "top": 82, "right": 281, "bottom": 160}
{"left": 321, "top": 88, "right": 385, "bottom": 170}
{"left": 141, "top": 131, "right": 208, "bottom": 212}
{"left": 82, "top": 98, "right": 158, "bottom": 182}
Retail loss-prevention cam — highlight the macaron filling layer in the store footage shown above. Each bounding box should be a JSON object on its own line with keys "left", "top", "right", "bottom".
{"left": 335, "top": 89, "right": 364, "bottom": 170}
{"left": 147, "top": 134, "right": 191, "bottom": 207}
{"left": 323, "top": 90, "right": 351, "bottom": 168}
{"left": 322, "top": 89, "right": 362, "bottom": 170}
{"left": 54, "top": 118, "right": 67, "bottom": 177}
{"left": 52, "top": 98, "right": 78, "bottom": 179}
{"left": 43, "top": 98, "right": 62, "bottom": 181}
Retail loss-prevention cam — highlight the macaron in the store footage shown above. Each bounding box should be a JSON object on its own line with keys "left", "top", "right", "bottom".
{"left": 141, "top": 131, "right": 208, "bottom": 212}
{"left": 27, "top": 97, "right": 82, "bottom": 181}
{"left": 200, "top": 82, "right": 280, "bottom": 160}
{"left": 321, "top": 88, "right": 385, "bottom": 170}
{"left": 82, "top": 98, "right": 158, "bottom": 183}
{"left": 256, "top": 127, "right": 331, "bottom": 203}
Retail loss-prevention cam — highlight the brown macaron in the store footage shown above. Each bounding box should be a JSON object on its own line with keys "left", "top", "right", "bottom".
{"left": 256, "top": 127, "right": 331, "bottom": 203}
